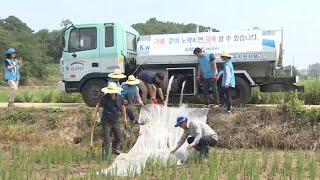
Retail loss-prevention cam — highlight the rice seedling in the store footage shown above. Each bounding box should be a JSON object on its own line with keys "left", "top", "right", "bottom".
{"left": 282, "top": 151, "right": 292, "bottom": 178}
{"left": 309, "top": 157, "right": 317, "bottom": 180}
{"left": 296, "top": 151, "right": 304, "bottom": 180}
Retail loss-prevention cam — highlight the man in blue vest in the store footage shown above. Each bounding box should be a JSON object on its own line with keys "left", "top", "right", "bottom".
{"left": 4, "top": 48, "right": 23, "bottom": 108}
{"left": 194, "top": 48, "right": 219, "bottom": 108}
{"left": 220, "top": 51, "right": 235, "bottom": 114}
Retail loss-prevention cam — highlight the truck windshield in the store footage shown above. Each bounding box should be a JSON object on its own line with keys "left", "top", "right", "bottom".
{"left": 68, "top": 27, "right": 97, "bottom": 52}
{"left": 126, "top": 32, "right": 137, "bottom": 51}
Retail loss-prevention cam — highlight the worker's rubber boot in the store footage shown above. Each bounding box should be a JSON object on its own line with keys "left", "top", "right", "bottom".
{"left": 151, "top": 97, "right": 158, "bottom": 104}
{"left": 112, "top": 142, "right": 121, "bottom": 155}
{"left": 127, "top": 111, "right": 144, "bottom": 125}
{"left": 187, "top": 137, "right": 195, "bottom": 144}
{"left": 104, "top": 144, "right": 110, "bottom": 161}
{"left": 202, "top": 145, "right": 209, "bottom": 158}
{"left": 127, "top": 111, "right": 135, "bottom": 121}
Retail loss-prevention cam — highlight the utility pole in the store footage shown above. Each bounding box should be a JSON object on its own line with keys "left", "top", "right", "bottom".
{"left": 291, "top": 56, "right": 294, "bottom": 76}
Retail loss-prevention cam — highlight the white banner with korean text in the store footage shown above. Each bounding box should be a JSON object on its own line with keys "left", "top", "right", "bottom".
{"left": 148, "top": 31, "right": 262, "bottom": 55}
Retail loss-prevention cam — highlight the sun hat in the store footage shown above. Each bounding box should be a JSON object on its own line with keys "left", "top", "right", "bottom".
{"left": 108, "top": 69, "right": 127, "bottom": 79}
{"left": 220, "top": 51, "right": 233, "bottom": 58}
{"left": 101, "top": 82, "right": 123, "bottom": 94}
{"left": 125, "top": 75, "right": 140, "bottom": 85}
{"left": 175, "top": 115, "right": 188, "bottom": 127}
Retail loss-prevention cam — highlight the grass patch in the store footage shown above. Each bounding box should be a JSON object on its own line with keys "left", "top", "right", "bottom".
{"left": 0, "top": 89, "right": 83, "bottom": 103}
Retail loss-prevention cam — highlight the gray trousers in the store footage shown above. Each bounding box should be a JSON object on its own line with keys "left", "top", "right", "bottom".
{"left": 101, "top": 120, "right": 121, "bottom": 151}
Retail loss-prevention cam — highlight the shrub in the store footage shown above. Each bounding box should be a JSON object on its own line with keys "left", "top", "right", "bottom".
{"left": 0, "top": 108, "right": 34, "bottom": 124}
{"left": 53, "top": 92, "right": 83, "bottom": 103}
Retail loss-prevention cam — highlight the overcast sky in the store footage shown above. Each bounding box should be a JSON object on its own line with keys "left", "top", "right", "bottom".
{"left": 1, "top": 0, "right": 319, "bottom": 69}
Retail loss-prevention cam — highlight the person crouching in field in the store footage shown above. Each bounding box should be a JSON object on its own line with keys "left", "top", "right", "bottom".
{"left": 121, "top": 75, "right": 144, "bottom": 125}
{"left": 219, "top": 51, "right": 235, "bottom": 114}
{"left": 4, "top": 48, "right": 22, "bottom": 108}
{"left": 170, "top": 115, "right": 218, "bottom": 158}
{"left": 91, "top": 82, "right": 128, "bottom": 161}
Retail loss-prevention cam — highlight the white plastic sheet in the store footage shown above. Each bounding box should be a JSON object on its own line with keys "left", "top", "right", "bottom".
{"left": 101, "top": 104, "right": 209, "bottom": 177}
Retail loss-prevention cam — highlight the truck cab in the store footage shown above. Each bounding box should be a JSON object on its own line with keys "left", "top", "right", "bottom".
{"left": 58, "top": 23, "right": 139, "bottom": 106}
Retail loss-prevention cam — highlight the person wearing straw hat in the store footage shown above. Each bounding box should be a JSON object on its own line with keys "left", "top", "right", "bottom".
{"left": 4, "top": 48, "right": 23, "bottom": 108}
{"left": 91, "top": 82, "right": 128, "bottom": 161}
{"left": 121, "top": 75, "right": 144, "bottom": 125}
{"left": 108, "top": 68, "right": 127, "bottom": 87}
{"left": 170, "top": 115, "right": 218, "bottom": 158}
{"left": 219, "top": 51, "right": 235, "bottom": 114}
{"left": 193, "top": 47, "right": 220, "bottom": 108}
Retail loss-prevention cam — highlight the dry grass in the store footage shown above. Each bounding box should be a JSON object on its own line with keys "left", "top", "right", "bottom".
{"left": 208, "top": 107, "right": 320, "bottom": 150}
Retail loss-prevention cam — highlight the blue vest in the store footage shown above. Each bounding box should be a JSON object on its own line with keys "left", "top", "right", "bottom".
{"left": 222, "top": 60, "right": 235, "bottom": 88}
{"left": 121, "top": 83, "right": 138, "bottom": 100}
{"left": 108, "top": 79, "right": 121, "bottom": 87}
{"left": 4, "top": 59, "right": 20, "bottom": 80}
{"left": 198, "top": 52, "right": 218, "bottom": 79}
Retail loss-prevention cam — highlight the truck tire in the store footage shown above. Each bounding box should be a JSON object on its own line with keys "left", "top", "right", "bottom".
{"left": 81, "top": 79, "right": 107, "bottom": 107}
{"left": 231, "top": 77, "right": 250, "bottom": 106}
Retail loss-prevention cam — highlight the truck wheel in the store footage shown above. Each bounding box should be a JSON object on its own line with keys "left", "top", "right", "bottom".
{"left": 231, "top": 77, "right": 250, "bottom": 106}
{"left": 81, "top": 79, "right": 107, "bottom": 107}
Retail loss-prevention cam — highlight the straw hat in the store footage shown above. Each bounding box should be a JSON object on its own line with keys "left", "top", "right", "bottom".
{"left": 101, "top": 82, "right": 123, "bottom": 94}
{"left": 108, "top": 69, "right": 127, "bottom": 79}
{"left": 220, "top": 51, "right": 233, "bottom": 58}
{"left": 125, "top": 75, "right": 140, "bottom": 85}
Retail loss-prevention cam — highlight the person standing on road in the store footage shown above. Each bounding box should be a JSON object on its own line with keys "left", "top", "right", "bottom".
{"left": 170, "top": 115, "right": 218, "bottom": 158}
{"left": 91, "top": 82, "right": 128, "bottom": 161}
{"left": 4, "top": 48, "right": 23, "bottom": 108}
{"left": 136, "top": 71, "right": 165, "bottom": 105}
{"left": 108, "top": 69, "right": 127, "bottom": 87}
{"left": 121, "top": 75, "right": 144, "bottom": 125}
{"left": 219, "top": 51, "right": 235, "bottom": 114}
{"left": 193, "top": 47, "right": 219, "bottom": 108}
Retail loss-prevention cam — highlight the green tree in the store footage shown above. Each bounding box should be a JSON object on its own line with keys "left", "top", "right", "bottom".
{"left": 0, "top": 16, "right": 52, "bottom": 84}
{"left": 60, "top": 19, "right": 73, "bottom": 29}
{"left": 132, "top": 18, "right": 218, "bottom": 35}
{"left": 307, "top": 63, "right": 320, "bottom": 78}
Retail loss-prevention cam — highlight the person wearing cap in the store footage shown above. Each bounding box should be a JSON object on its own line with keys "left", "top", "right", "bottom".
{"left": 121, "top": 75, "right": 144, "bottom": 125}
{"left": 170, "top": 115, "right": 218, "bottom": 158}
{"left": 136, "top": 71, "right": 165, "bottom": 105}
{"left": 91, "top": 82, "right": 128, "bottom": 161}
{"left": 193, "top": 47, "right": 219, "bottom": 108}
{"left": 4, "top": 48, "right": 23, "bottom": 108}
{"left": 108, "top": 69, "right": 127, "bottom": 88}
{"left": 220, "top": 51, "right": 235, "bottom": 114}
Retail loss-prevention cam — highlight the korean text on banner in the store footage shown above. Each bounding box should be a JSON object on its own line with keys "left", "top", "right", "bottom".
{"left": 148, "top": 31, "right": 263, "bottom": 55}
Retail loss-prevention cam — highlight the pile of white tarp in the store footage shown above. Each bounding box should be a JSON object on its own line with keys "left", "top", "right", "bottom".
{"left": 100, "top": 104, "right": 209, "bottom": 177}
